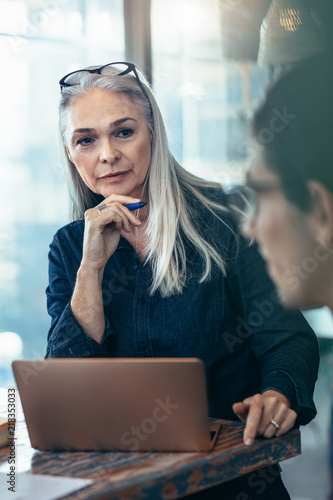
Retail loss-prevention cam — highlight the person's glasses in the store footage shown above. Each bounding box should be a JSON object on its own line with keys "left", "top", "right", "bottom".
{"left": 243, "top": 180, "right": 281, "bottom": 223}
{"left": 59, "top": 61, "right": 152, "bottom": 114}
{"left": 230, "top": 180, "right": 281, "bottom": 226}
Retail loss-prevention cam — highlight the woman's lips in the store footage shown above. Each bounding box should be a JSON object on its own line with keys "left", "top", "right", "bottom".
{"left": 99, "top": 171, "right": 129, "bottom": 182}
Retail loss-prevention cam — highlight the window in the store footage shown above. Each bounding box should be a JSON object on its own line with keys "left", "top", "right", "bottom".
{"left": 151, "top": 0, "right": 271, "bottom": 186}
{"left": 0, "top": 0, "right": 125, "bottom": 385}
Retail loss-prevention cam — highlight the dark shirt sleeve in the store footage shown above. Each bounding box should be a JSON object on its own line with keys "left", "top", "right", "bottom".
{"left": 226, "top": 238, "right": 319, "bottom": 426}
{"left": 45, "top": 232, "right": 114, "bottom": 358}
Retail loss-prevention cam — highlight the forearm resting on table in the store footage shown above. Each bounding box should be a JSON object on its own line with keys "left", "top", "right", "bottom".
{"left": 70, "top": 265, "right": 105, "bottom": 344}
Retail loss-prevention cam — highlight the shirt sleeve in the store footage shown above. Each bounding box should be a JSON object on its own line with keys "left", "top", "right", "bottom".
{"left": 45, "top": 232, "right": 115, "bottom": 358}
{"left": 226, "top": 237, "right": 319, "bottom": 426}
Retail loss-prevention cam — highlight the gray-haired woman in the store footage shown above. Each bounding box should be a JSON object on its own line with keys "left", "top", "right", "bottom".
{"left": 46, "top": 62, "right": 319, "bottom": 499}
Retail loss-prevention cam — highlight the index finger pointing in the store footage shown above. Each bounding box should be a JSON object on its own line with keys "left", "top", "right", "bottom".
{"left": 243, "top": 402, "right": 264, "bottom": 446}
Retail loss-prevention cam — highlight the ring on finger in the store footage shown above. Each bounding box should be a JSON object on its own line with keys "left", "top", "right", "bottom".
{"left": 97, "top": 203, "right": 109, "bottom": 216}
{"left": 270, "top": 419, "right": 280, "bottom": 431}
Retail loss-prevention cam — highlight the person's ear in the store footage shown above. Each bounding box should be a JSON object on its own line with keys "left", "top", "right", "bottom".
{"left": 307, "top": 180, "right": 333, "bottom": 248}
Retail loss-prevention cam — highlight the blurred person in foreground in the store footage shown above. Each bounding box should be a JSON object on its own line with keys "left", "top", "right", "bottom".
{"left": 46, "top": 62, "right": 319, "bottom": 499}
{"left": 243, "top": 50, "right": 333, "bottom": 499}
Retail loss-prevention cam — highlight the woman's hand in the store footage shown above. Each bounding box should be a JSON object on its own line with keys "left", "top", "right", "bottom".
{"left": 81, "top": 194, "right": 143, "bottom": 273}
{"left": 232, "top": 390, "right": 297, "bottom": 446}
{"left": 70, "top": 194, "right": 145, "bottom": 343}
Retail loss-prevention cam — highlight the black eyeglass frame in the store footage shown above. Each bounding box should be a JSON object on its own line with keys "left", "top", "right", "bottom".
{"left": 245, "top": 179, "right": 281, "bottom": 194}
{"left": 242, "top": 179, "right": 281, "bottom": 222}
{"left": 59, "top": 61, "right": 152, "bottom": 115}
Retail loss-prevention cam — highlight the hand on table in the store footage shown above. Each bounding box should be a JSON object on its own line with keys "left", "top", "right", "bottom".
{"left": 232, "top": 390, "right": 297, "bottom": 446}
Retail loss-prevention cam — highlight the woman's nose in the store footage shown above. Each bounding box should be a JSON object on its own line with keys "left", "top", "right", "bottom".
{"left": 99, "top": 140, "right": 120, "bottom": 164}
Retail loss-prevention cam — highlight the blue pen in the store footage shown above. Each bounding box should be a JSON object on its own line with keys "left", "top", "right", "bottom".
{"left": 125, "top": 202, "right": 147, "bottom": 211}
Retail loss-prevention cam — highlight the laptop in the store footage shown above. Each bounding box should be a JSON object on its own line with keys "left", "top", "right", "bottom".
{"left": 12, "top": 358, "right": 221, "bottom": 452}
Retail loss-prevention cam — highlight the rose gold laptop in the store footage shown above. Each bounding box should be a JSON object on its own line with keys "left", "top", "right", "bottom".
{"left": 12, "top": 358, "right": 221, "bottom": 452}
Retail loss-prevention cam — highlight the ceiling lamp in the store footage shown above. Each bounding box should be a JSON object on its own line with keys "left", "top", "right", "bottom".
{"left": 258, "top": 0, "right": 325, "bottom": 65}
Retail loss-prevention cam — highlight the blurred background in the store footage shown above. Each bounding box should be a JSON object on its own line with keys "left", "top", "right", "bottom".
{"left": 0, "top": 1, "right": 333, "bottom": 497}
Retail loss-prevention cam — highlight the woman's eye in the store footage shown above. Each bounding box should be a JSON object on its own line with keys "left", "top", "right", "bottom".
{"left": 117, "top": 128, "right": 133, "bottom": 138}
{"left": 77, "top": 137, "right": 93, "bottom": 146}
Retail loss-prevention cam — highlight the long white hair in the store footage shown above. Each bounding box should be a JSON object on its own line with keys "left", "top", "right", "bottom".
{"left": 59, "top": 64, "right": 236, "bottom": 297}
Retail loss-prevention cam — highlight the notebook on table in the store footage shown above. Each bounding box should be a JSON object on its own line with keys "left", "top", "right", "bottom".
{"left": 12, "top": 358, "right": 221, "bottom": 452}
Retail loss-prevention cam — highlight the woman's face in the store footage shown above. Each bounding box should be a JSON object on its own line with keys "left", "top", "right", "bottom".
{"left": 244, "top": 151, "right": 328, "bottom": 309}
{"left": 64, "top": 88, "right": 152, "bottom": 200}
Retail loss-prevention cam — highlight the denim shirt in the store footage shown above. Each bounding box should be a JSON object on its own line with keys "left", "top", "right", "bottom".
{"left": 46, "top": 192, "right": 319, "bottom": 425}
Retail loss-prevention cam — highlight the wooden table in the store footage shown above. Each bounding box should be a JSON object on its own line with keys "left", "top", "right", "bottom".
{"left": 0, "top": 388, "right": 301, "bottom": 499}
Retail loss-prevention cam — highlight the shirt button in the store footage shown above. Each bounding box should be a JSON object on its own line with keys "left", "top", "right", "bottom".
{"left": 133, "top": 264, "right": 138, "bottom": 271}
{"left": 140, "top": 342, "right": 147, "bottom": 351}
{"left": 138, "top": 297, "right": 145, "bottom": 305}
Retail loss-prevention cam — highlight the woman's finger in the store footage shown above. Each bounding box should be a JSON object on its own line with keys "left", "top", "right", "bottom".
{"left": 262, "top": 408, "right": 287, "bottom": 439}
{"left": 263, "top": 408, "right": 296, "bottom": 439}
{"left": 87, "top": 201, "right": 141, "bottom": 230}
{"left": 103, "top": 193, "right": 141, "bottom": 205}
{"left": 242, "top": 394, "right": 264, "bottom": 445}
{"left": 257, "top": 398, "right": 287, "bottom": 437}
{"left": 232, "top": 402, "right": 249, "bottom": 423}
{"left": 100, "top": 202, "right": 141, "bottom": 231}
{"left": 274, "top": 409, "right": 297, "bottom": 437}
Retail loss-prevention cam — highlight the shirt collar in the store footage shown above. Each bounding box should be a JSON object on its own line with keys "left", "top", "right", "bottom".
{"left": 118, "top": 235, "right": 135, "bottom": 251}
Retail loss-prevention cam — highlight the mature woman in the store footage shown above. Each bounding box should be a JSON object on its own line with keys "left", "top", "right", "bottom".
{"left": 46, "top": 62, "right": 319, "bottom": 499}
{"left": 244, "top": 50, "right": 333, "bottom": 499}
